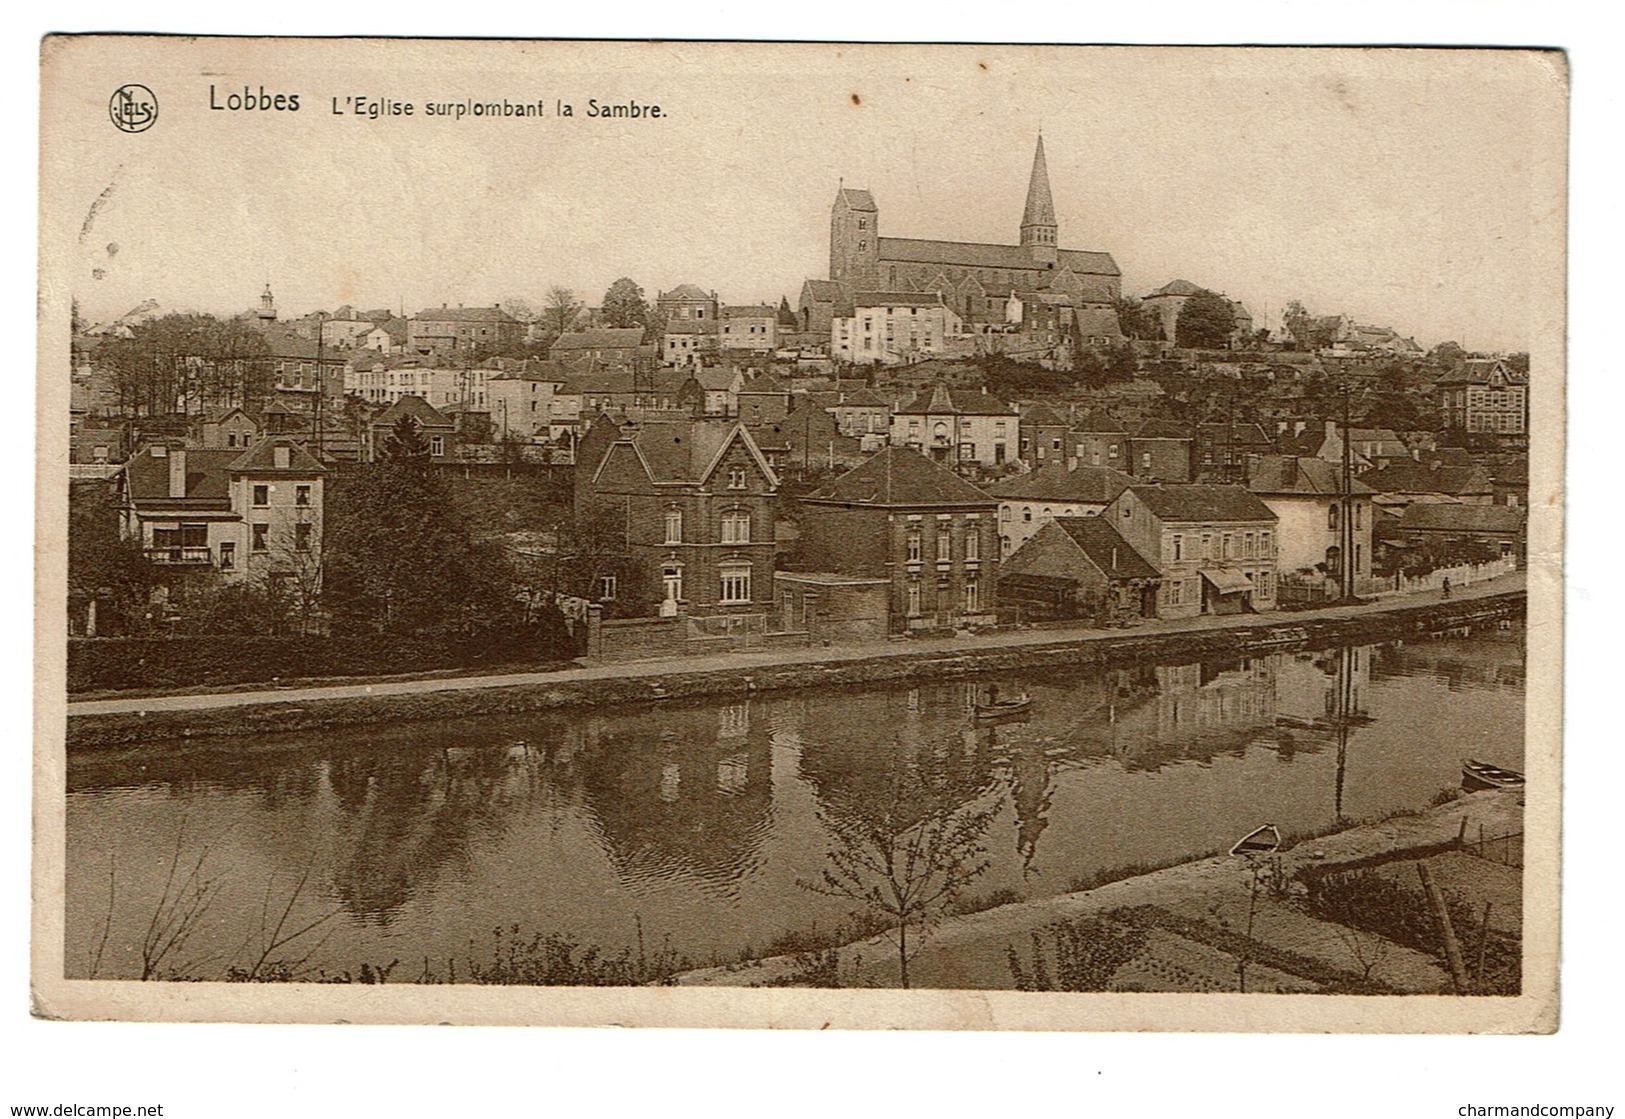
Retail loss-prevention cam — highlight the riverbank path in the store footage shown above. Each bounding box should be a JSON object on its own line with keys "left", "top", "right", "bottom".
{"left": 66, "top": 571, "right": 1525, "bottom": 719}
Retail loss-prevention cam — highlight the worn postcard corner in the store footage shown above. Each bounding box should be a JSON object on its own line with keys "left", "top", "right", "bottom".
{"left": 37, "top": 37, "right": 1564, "bottom": 1031}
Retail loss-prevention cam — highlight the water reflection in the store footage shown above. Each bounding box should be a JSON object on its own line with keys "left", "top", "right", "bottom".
{"left": 66, "top": 624, "right": 1525, "bottom": 979}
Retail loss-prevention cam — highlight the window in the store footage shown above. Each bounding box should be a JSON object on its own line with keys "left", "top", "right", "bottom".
{"left": 295, "top": 485, "right": 311, "bottom": 507}
{"left": 965, "top": 530, "right": 979, "bottom": 562}
{"left": 227, "top": 433, "right": 238, "bottom": 448}
{"left": 430, "top": 435, "right": 444, "bottom": 456}
{"left": 1261, "top": 531, "right": 1272, "bottom": 556}
{"left": 252, "top": 484, "right": 269, "bottom": 507}
{"left": 599, "top": 575, "right": 618, "bottom": 601}
{"left": 662, "top": 566, "right": 683, "bottom": 603}
{"left": 219, "top": 542, "right": 235, "bottom": 571}
{"left": 1023, "top": 507, "right": 1033, "bottom": 523}
{"left": 1202, "top": 533, "right": 1213, "bottom": 558}
{"left": 907, "top": 528, "right": 922, "bottom": 563}
{"left": 721, "top": 511, "right": 751, "bottom": 544}
{"left": 1243, "top": 533, "right": 1255, "bottom": 558}
{"left": 665, "top": 509, "right": 683, "bottom": 544}
{"left": 1141, "top": 452, "right": 1152, "bottom": 470}
{"left": 965, "top": 579, "right": 979, "bottom": 613}
{"left": 1172, "top": 534, "right": 1183, "bottom": 561}
{"left": 720, "top": 566, "right": 752, "bottom": 604}
{"left": 252, "top": 523, "right": 269, "bottom": 552}
{"left": 295, "top": 522, "right": 313, "bottom": 552}
{"left": 907, "top": 579, "right": 921, "bottom": 617}
{"left": 1222, "top": 533, "right": 1233, "bottom": 559}
{"left": 857, "top": 240, "right": 867, "bottom": 252}
{"left": 1328, "top": 504, "right": 1340, "bottom": 530}
{"left": 936, "top": 529, "right": 951, "bottom": 563}
{"left": 1354, "top": 503, "right": 1363, "bottom": 529}
{"left": 857, "top": 217, "right": 868, "bottom": 230}
{"left": 728, "top": 467, "right": 747, "bottom": 490}
{"left": 1170, "top": 580, "right": 1184, "bottom": 605}
{"left": 1000, "top": 506, "right": 1011, "bottom": 523}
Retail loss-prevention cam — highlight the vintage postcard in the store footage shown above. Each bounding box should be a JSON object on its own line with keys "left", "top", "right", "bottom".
{"left": 36, "top": 38, "right": 1565, "bottom": 1031}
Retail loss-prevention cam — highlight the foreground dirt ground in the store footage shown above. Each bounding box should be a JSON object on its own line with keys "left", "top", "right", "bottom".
{"left": 676, "top": 787, "right": 1525, "bottom": 992}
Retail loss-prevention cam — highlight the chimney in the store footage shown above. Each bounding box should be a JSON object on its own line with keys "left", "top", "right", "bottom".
{"left": 1284, "top": 456, "right": 1297, "bottom": 485}
{"left": 167, "top": 446, "right": 187, "bottom": 498}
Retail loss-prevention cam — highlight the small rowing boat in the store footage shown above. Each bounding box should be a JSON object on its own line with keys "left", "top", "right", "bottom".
{"left": 1461, "top": 758, "right": 1525, "bottom": 791}
{"left": 974, "top": 696, "right": 1032, "bottom": 721}
{"left": 1230, "top": 823, "right": 1282, "bottom": 856}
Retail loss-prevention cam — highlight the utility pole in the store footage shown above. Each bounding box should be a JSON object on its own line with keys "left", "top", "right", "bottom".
{"left": 314, "top": 314, "right": 326, "bottom": 460}
{"left": 1341, "top": 375, "right": 1354, "bottom": 600}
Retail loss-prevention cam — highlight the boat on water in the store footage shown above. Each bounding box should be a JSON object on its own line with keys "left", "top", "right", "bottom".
{"left": 1230, "top": 823, "right": 1282, "bottom": 856}
{"left": 1461, "top": 758, "right": 1525, "bottom": 791}
{"left": 974, "top": 689, "right": 1032, "bottom": 721}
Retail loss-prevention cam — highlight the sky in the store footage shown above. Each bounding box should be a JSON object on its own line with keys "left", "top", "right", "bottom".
{"left": 50, "top": 41, "right": 1562, "bottom": 353}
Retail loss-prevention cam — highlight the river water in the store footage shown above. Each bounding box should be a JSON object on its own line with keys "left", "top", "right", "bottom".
{"left": 65, "top": 623, "right": 1524, "bottom": 981}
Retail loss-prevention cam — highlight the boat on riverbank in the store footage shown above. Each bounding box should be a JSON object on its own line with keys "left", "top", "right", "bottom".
{"left": 974, "top": 694, "right": 1032, "bottom": 721}
{"left": 1230, "top": 824, "right": 1282, "bottom": 856}
{"left": 1462, "top": 758, "right": 1525, "bottom": 791}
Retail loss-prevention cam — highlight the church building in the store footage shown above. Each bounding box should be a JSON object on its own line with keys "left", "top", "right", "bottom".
{"left": 801, "top": 136, "right": 1123, "bottom": 342}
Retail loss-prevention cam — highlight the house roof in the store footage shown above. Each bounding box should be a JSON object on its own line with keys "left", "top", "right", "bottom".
{"left": 803, "top": 446, "right": 995, "bottom": 509}
{"left": 1020, "top": 403, "right": 1068, "bottom": 427}
{"left": 723, "top": 304, "right": 777, "bottom": 319}
{"left": 740, "top": 372, "right": 790, "bottom": 395}
{"left": 876, "top": 237, "right": 1120, "bottom": 277}
{"left": 1247, "top": 456, "right": 1374, "bottom": 496}
{"left": 1053, "top": 516, "right": 1161, "bottom": 580}
{"left": 987, "top": 463, "right": 1133, "bottom": 504}
{"left": 228, "top": 438, "right": 326, "bottom": 474}
{"left": 1397, "top": 504, "right": 1525, "bottom": 533}
{"left": 1145, "top": 279, "right": 1207, "bottom": 299}
{"left": 1131, "top": 418, "right": 1192, "bottom": 441}
{"left": 1198, "top": 422, "right": 1273, "bottom": 446}
{"left": 1122, "top": 484, "right": 1277, "bottom": 524}
{"left": 617, "top": 421, "right": 778, "bottom": 488}
{"left": 413, "top": 305, "right": 520, "bottom": 324}
{"left": 691, "top": 367, "right": 741, "bottom": 392}
{"left": 663, "top": 319, "right": 716, "bottom": 336}
{"left": 373, "top": 394, "right": 455, "bottom": 430}
{"left": 895, "top": 384, "right": 1015, "bottom": 417}
{"left": 1070, "top": 410, "right": 1127, "bottom": 435}
{"left": 1359, "top": 462, "right": 1494, "bottom": 496}
{"left": 1436, "top": 358, "right": 1529, "bottom": 387}
{"left": 800, "top": 279, "right": 843, "bottom": 303}
{"left": 125, "top": 447, "right": 239, "bottom": 506}
{"left": 1074, "top": 305, "right": 1124, "bottom": 335}
{"left": 660, "top": 283, "right": 713, "bottom": 302}
{"left": 550, "top": 328, "right": 646, "bottom": 351}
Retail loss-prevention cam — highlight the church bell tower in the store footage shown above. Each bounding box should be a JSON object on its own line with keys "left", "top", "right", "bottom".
{"left": 1020, "top": 135, "right": 1059, "bottom": 266}
{"left": 830, "top": 185, "right": 880, "bottom": 290}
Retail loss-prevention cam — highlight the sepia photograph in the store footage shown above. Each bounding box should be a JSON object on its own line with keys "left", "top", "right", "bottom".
{"left": 35, "top": 36, "right": 1565, "bottom": 1039}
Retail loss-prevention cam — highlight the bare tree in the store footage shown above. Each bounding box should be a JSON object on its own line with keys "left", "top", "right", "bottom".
{"left": 800, "top": 757, "right": 998, "bottom": 989}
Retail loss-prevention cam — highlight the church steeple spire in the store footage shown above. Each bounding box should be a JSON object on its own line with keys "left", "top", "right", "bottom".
{"left": 1020, "top": 134, "right": 1058, "bottom": 265}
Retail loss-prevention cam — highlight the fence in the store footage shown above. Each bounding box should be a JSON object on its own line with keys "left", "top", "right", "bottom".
{"left": 1367, "top": 556, "right": 1518, "bottom": 599}
{"left": 1461, "top": 827, "right": 1523, "bottom": 869}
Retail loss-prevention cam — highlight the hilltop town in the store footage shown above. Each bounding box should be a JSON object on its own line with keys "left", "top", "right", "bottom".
{"left": 67, "top": 137, "right": 1530, "bottom": 687}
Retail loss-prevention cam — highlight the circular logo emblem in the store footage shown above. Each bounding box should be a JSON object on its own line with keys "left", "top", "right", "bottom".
{"left": 109, "top": 85, "right": 158, "bottom": 133}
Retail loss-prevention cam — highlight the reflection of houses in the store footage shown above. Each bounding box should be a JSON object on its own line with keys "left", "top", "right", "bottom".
{"left": 793, "top": 446, "right": 999, "bottom": 635}
{"left": 576, "top": 704, "right": 773, "bottom": 899}
{"left": 988, "top": 462, "right": 1133, "bottom": 556}
{"left": 997, "top": 515, "right": 1160, "bottom": 625}
{"left": 1137, "top": 658, "right": 1277, "bottom": 766}
{"left": 118, "top": 436, "right": 324, "bottom": 589}
{"left": 1103, "top": 484, "right": 1279, "bottom": 618}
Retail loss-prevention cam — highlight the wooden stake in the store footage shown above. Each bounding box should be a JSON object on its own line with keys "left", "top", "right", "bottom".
{"left": 1474, "top": 901, "right": 1493, "bottom": 993}
{"left": 1417, "top": 862, "right": 1469, "bottom": 994}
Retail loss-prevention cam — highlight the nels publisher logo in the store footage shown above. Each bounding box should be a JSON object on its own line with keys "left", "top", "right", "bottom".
{"left": 109, "top": 84, "right": 158, "bottom": 133}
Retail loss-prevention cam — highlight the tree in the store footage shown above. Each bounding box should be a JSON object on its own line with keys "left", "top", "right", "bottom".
{"left": 322, "top": 462, "right": 516, "bottom": 643}
{"left": 799, "top": 748, "right": 998, "bottom": 989}
{"left": 382, "top": 415, "right": 431, "bottom": 463}
{"left": 498, "top": 296, "right": 540, "bottom": 324}
{"left": 1428, "top": 340, "right": 1467, "bottom": 370}
{"left": 98, "top": 313, "right": 271, "bottom": 416}
{"left": 1113, "top": 297, "right": 1162, "bottom": 342}
{"left": 1506, "top": 352, "right": 1529, "bottom": 375}
{"left": 600, "top": 278, "right": 650, "bottom": 330}
{"left": 542, "top": 286, "right": 581, "bottom": 336}
{"left": 1174, "top": 290, "right": 1237, "bottom": 350}
{"left": 68, "top": 482, "right": 155, "bottom": 635}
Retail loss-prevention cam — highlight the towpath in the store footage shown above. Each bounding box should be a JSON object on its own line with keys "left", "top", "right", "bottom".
{"left": 68, "top": 571, "right": 1523, "bottom": 719}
